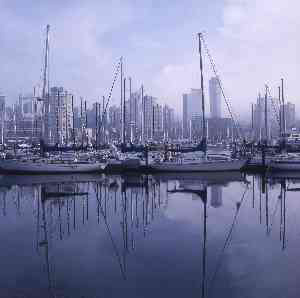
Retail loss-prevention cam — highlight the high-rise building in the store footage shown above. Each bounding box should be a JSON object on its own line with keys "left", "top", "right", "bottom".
{"left": 142, "top": 95, "right": 157, "bottom": 141}
{"left": 17, "top": 94, "right": 43, "bottom": 140}
{"left": 280, "top": 102, "right": 296, "bottom": 130}
{"left": 182, "top": 89, "right": 202, "bottom": 138}
{"left": 128, "top": 91, "right": 141, "bottom": 141}
{"left": 108, "top": 105, "right": 121, "bottom": 142}
{"left": 153, "top": 103, "right": 163, "bottom": 140}
{"left": 209, "top": 77, "right": 221, "bottom": 118}
{"left": 253, "top": 94, "right": 274, "bottom": 140}
{"left": 207, "top": 117, "right": 235, "bottom": 142}
{"left": 162, "top": 105, "right": 175, "bottom": 140}
{"left": 46, "top": 87, "right": 73, "bottom": 145}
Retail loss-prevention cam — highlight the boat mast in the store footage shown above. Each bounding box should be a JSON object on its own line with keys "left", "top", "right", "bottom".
{"left": 57, "top": 90, "right": 60, "bottom": 145}
{"left": 95, "top": 102, "right": 98, "bottom": 149}
{"left": 72, "top": 95, "right": 75, "bottom": 146}
{"left": 281, "top": 78, "right": 286, "bottom": 144}
{"left": 122, "top": 78, "right": 126, "bottom": 144}
{"left": 264, "top": 85, "right": 268, "bottom": 145}
{"left": 42, "top": 25, "right": 50, "bottom": 143}
{"left": 85, "top": 100, "right": 87, "bottom": 146}
{"left": 102, "top": 96, "right": 105, "bottom": 145}
{"left": 278, "top": 86, "right": 281, "bottom": 137}
{"left": 141, "top": 85, "right": 144, "bottom": 144}
{"left": 80, "top": 97, "right": 83, "bottom": 147}
{"left": 120, "top": 57, "right": 123, "bottom": 144}
{"left": 129, "top": 77, "right": 133, "bottom": 143}
{"left": 65, "top": 94, "right": 68, "bottom": 145}
{"left": 42, "top": 25, "right": 50, "bottom": 101}
{"left": 198, "top": 33, "right": 207, "bottom": 156}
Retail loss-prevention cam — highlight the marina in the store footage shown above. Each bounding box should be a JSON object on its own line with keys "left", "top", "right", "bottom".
{"left": 0, "top": 1, "right": 299, "bottom": 297}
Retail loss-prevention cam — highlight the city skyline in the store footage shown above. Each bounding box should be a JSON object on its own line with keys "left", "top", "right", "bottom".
{"left": 0, "top": 1, "right": 299, "bottom": 121}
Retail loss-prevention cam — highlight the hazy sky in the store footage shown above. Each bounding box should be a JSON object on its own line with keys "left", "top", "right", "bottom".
{"left": 0, "top": 0, "right": 299, "bottom": 121}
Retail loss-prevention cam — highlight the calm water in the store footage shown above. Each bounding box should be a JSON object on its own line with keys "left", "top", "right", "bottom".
{"left": 0, "top": 172, "right": 299, "bottom": 298}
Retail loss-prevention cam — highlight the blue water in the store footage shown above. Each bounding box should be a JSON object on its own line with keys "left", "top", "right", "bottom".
{"left": 0, "top": 173, "right": 299, "bottom": 298}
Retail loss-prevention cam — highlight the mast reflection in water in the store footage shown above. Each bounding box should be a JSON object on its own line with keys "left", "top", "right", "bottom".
{"left": 0, "top": 172, "right": 299, "bottom": 298}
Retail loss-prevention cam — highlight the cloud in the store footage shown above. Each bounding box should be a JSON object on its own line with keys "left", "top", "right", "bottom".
{"left": 0, "top": 0, "right": 299, "bottom": 122}
{"left": 149, "top": 0, "right": 300, "bottom": 121}
{"left": 217, "top": 0, "right": 300, "bottom": 115}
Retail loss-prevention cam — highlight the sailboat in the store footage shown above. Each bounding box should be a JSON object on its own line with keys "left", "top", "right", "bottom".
{"left": 151, "top": 33, "right": 246, "bottom": 173}
{"left": 0, "top": 158, "right": 105, "bottom": 174}
{"left": 0, "top": 25, "right": 105, "bottom": 174}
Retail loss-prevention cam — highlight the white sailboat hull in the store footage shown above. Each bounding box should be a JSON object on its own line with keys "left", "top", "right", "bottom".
{"left": 0, "top": 160, "right": 105, "bottom": 174}
{"left": 151, "top": 159, "right": 246, "bottom": 172}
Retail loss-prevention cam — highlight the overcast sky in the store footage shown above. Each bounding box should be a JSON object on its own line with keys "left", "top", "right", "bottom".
{"left": 0, "top": 0, "right": 299, "bottom": 121}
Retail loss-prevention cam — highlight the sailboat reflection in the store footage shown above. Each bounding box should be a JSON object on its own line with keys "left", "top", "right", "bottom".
{"left": 2, "top": 171, "right": 295, "bottom": 298}
{"left": 27, "top": 175, "right": 165, "bottom": 295}
{"left": 267, "top": 173, "right": 291, "bottom": 250}
{"left": 39, "top": 186, "right": 55, "bottom": 298}
{"left": 164, "top": 172, "right": 249, "bottom": 298}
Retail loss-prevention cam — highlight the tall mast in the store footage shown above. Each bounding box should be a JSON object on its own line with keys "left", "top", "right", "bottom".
{"left": 264, "top": 85, "right": 268, "bottom": 144}
{"left": 129, "top": 77, "right": 133, "bottom": 143}
{"left": 120, "top": 57, "right": 123, "bottom": 143}
{"left": 65, "top": 94, "right": 68, "bottom": 145}
{"left": 95, "top": 102, "right": 98, "bottom": 149}
{"left": 80, "top": 97, "right": 83, "bottom": 147}
{"left": 72, "top": 95, "right": 75, "bottom": 146}
{"left": 42, "top": 25, "right": 50, "bottom": 142}
{"left": 281, "top": 79, "right": 286, "bottom": 136}
{"left": 42, "top": 25, "right": 50, "bottom": 100}
{"left": 57, "top": 90, "right": 60, "bottom": 145}
{"left": 152, "top": 105, "right": 155, "bottom": 140}
{"left": 122, "top": 78, "right": 126, "bottom": 144}
{"left": 198, "top": 33, "right": 207, "bottom": 155}
{"left": 278, "top": 86, "right": 281, "bottom": 137}
{"left": 102, "top": 96, "right": 105, "bottom": 144}
{"left": 85, "top": 100, "right": 87, "bottom": 145}
{"left": 129, "top": 77, "right": 132, "bottom": 125}
{"left": 251, "top": 103, "right": 254, "bottom": 140}
{"left": 141, "top": 85, "right": 144, "bottom": 144}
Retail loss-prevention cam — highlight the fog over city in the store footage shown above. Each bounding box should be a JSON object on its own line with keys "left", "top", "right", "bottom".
{"left": 0, "top": 0, "right": 299, "bottom": 120}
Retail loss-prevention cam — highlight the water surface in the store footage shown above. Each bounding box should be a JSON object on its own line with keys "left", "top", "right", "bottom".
{"left": 0, "top": 172, "right": 299, "bottom": 298}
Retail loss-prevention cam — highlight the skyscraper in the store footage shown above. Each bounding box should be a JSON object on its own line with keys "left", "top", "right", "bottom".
{"left": 162, "top": 104, "right": 175, "bottom": 140}
{"left": 182, "top": 89, "right": 202, "bottom": 138}
{"left": 280, "top": 102, "right": 296, "bottom": 130}
{"left": 142, "top": 95, "right": 157, "bottom": 140}
{"left": 209, "top": 77, "right": 221, "bottom": 118}
{"left": 253, "top": 94, "right": 274, "bottom": 140}
{"left": 47, "top": 87, "right": 73, "bottom": 145}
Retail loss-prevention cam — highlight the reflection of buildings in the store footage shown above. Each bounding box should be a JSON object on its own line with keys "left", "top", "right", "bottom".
{"left": 210, "top": 185, "right": 222, "bottom": 208}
